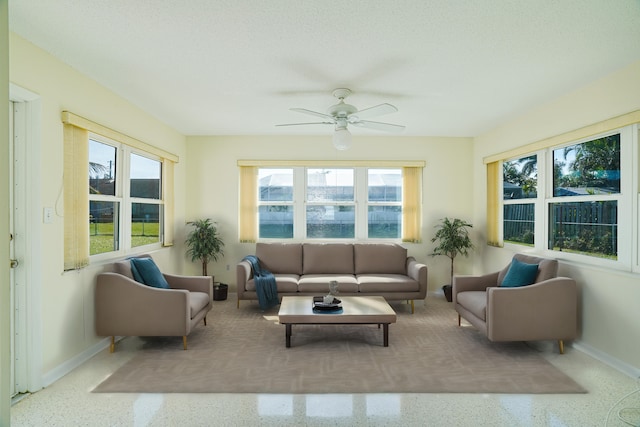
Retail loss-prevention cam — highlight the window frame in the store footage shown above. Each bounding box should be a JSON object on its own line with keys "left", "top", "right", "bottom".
{"left": 502, "top": 153, "right": 541, "bottom": 248}
{"left": 256, "top": 166, "right": 404, "bottom": 241}
{"left": 89, "top": 133, "right": 165, "bottom": 262}
{"left": 498, "top": 125, "right": 636, "bottom": 271}
{"left": 543, "top": 127, "right": 632, "bottom": 268}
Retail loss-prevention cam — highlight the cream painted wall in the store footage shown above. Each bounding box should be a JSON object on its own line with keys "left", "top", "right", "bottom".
{"left": 183, "top": 135, "right": 475, "bottom": 292}
{"left": 1, "top": 0, "right": 11, "bottom": 423}
{"left": 9, "top": 33, "right": 188, "bottom": 376}
{"left": 473, "top": 60, "right": 640, "bottom": 373}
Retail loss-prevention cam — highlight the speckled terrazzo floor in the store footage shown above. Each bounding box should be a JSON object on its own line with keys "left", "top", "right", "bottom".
{"left": 9, "top": 294, "right": 640, "bottom": 427}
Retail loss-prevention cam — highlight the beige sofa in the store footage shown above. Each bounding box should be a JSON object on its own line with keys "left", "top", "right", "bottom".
{"left": 95, "top": 255, "right": 213, "bottom": 352}
{"left": 236, "top": 243, "right": 427, "bottom": 313}
{"left": 452, "top": 253, "right": 577, "bottom": 353}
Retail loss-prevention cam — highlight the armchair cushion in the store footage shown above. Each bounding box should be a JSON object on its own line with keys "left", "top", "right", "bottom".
{"left": 500, "top": 258, "right": 539, "bottom": 287}
{"left": 130, "top": 257, "right": 170, "bottom": 289}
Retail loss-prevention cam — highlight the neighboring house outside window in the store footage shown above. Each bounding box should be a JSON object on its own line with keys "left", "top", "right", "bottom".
{"left": 256, "top": 167, "right": 403, "bottom": 240}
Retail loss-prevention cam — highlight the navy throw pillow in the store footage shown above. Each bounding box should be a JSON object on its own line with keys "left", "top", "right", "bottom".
{"left": 501, "top": 258, "right": 539, "bottom": 288}
{"left": 129, "top": 258, "right": 170, "bottom": 289}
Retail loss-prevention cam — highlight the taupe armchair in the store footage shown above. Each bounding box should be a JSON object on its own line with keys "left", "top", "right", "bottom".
{"left": 95, "top": 255, "right": 212, "bottom": 352}
{"left": 452, "top": 254, "right": 577, "bottom": 354}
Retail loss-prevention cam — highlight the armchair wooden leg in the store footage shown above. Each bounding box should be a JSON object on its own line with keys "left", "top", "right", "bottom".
{"left": 410, "top": 300, "right": 415, "bottom": 314}
{"left": 558, "top": 340, "right": 565, "bottom": 354}
{"left": 109, "top": 336, "right": 115, "bottom": 353}
{"left": 183, "top": 336, "right": 188, "bottom": 350}
{"left": 237, "top": 299, "right": 240, "bottom": 309}
{"left": 457, "top": 314, "right": 461, "bottom": 327}
{"left": 203, "top": 316, "right": 207, "bottom": 326}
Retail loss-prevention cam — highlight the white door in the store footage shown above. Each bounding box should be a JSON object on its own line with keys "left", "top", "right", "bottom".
{"left": 9, "top": 101, "right": 28, "bottom": 397}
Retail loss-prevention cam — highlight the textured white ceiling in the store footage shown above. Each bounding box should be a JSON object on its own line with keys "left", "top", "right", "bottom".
{"left": 9, "top": 0, "right": 640, "bottom": 137}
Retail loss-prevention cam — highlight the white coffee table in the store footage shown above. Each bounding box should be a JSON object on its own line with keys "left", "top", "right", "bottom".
{"left": 278, "top": 295, "right": 397, "bottom": 348}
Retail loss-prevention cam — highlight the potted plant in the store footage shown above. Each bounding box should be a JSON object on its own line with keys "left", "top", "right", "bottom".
{"left": 430, "top": 217, "right": 474, "bottom": 302}
{"left": 186, "top": 218, "right": 227, "bottom": 300}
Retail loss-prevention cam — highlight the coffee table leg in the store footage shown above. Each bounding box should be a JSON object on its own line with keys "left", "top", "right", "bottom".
{"left": 285, "top": 324, "right": 292, "bottom": 348}
{"left": 383, "top": 323, "right": 389, "bottom": 347}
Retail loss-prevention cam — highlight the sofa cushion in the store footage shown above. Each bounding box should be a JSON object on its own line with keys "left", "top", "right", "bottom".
{"left": 357, "top": 274, "right": 419, "bottom": 292}
{"left": 302, "top": 244, "right": 354, "bottom": 274}
{"left": 456, "top": 291, "right": 487, "bottom": 321}
{"left": 297, "top": 274, "right": 359, "bottom": 293}
{"left": 497, "top": 254, "right": 558, "bottom": 285}
{"left": 188, "top": 291, "right": 210, "bottom": 319}
{"left": 247, "top": 274, "right": 299, "bottom": 293}
{"left": 354, "top": 243, "right": 407, "bottom": 274}
{"left": 501, "top": 258, "right": 539, "bottom": 287}
{"left": 129, "top": 257, "right": 170, "bottom": 289}
{"left": 256, "top": 243, "right": 302, "bottom": 275}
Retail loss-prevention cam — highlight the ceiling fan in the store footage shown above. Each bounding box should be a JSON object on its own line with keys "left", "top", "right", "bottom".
{"left": 277, "top": 88, "right": 405, "bottom": 150}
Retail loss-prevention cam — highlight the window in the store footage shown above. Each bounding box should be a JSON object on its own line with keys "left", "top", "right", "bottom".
{"left": 255, "top": 166, "right": 405, "bottom": 240}
{"left": 492, "top": 127, "right": 631, "bottom": 266}
{"left": 549, "top": 134, "right": 620, "bottom": 259}
{"left": 258, "top": 168, "right": 293, "bottom": 238}
{"left": 306, "top": 168, "right": 355, "bottom": 238}
{"left": 368, "top": 169, "right": 402, "bottom": 238}
{"left": 503, "top": 155, "right": 537, "bottom": 246}
{"left": 88, "top": 137, "right": 163, "bottom": 257}
{"left": 89, "top": 139, "right": 120, "bottom": 255}
{"left": 130, "top": 153, "right": 162, "bottom": 248}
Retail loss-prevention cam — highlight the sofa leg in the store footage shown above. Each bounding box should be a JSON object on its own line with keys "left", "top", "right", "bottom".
{"left": 109, "top": 336, "right": 115, "bottom": 353}
{"left": 410, "top": 300, "right": 415, "bottom": 314}
{"left": 558, "top": 340, "right": 565, "bottom": 354}
{"left": 237, "top": 299, "right": 240, "bottom": 309}
{"left": 183, "top": 336, "right": 188, "bottom": 350}
{"left": 203, "top": 316, "right": 207, "bottom": 326}
{"left": 457, "top": 314, "right": 461, "bottom": 327}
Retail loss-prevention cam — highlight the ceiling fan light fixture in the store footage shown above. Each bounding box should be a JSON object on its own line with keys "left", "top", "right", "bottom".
{"left": 332, "top": 127, "right": 352, "bottom": 151}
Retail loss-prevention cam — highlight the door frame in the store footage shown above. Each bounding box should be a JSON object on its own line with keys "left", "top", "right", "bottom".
{"left": 10, "top": 84, "right": 43, "bottom": 394}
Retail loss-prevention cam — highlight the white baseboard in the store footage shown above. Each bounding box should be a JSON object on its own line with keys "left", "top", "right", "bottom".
{"left": 41, "top": 337, "right": 114, "bottom": 388}
{"left": 573, "top": 341, "right": 640, "bottom": 380}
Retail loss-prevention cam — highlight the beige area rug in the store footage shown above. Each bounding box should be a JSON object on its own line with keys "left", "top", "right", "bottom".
{"left": 93, "top": 294, "right": 586, "bottom": 394}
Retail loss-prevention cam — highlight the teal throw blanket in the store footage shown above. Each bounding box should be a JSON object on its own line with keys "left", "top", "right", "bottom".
{"left": 243, "top": 255, "right": 278, "bottom": 310}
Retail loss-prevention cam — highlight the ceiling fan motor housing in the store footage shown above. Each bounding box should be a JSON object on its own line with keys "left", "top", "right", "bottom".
{"left": 328, "top": 101, "right": 357, "bottom": 118}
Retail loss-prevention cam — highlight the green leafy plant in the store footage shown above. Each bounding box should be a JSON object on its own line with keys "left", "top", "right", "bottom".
{"left": 185, "top": 218, "right": 225, "bottom": 276}
{"left": 430, "top": 217, "right": 474, "bottom": 285}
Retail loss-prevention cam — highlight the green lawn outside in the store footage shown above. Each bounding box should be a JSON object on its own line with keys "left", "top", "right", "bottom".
{"left": 90, "top": 222, "right": 159, "bottom": 255}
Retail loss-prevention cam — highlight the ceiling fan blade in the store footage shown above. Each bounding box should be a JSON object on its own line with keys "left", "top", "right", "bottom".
{"left": 276, "top": 122, "right": 334, "bottom": 127}
{"left": 352, "top": 103, "right": 398, "bottom": 119}
{"left": 290, "top": 108, "right": 335, "bottom": 121}
{"left": 351, "top": 120, "right": 405, "bottom": 133}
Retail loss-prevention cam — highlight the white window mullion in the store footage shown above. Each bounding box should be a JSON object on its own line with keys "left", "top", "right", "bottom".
{"left": 294, "top": 167, "right": 305, "bottom": 240}
{"left": 355, "top": 168, "right": 367, "bottom": 239}
{"left": 121, "top": 147, "right": 131, "bottom": 252}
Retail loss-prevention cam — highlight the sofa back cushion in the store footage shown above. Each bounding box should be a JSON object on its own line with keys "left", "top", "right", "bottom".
{"left": 497, "top": 254, "right": 558, "bottom": 286}
{"left": 302, "top": 243, "right": 354, "bottom": 274}
{"left": 256, "top": 243, "right": 303, "bottom": 274}
{"left": 354, "top": 243, "right": 407, "bottom": 274}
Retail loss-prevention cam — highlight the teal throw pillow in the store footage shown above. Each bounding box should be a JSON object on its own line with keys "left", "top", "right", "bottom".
{"left": 129, "top": 258, "right": 170, "bottom": 289}
{"left": 501, "top": 258, "right": 539, "bottom": 288}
